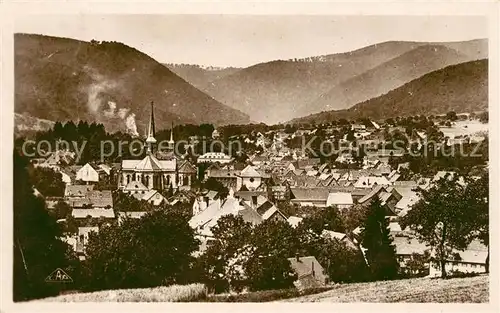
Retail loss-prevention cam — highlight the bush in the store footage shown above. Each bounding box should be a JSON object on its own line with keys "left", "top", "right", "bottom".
{"left": 82, "top": 209, "right": 199, "bottom": 291}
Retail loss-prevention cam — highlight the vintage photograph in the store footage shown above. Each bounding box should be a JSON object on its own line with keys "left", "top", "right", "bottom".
{"left": 8, "top": 10, "right": 493, "bottom": 305}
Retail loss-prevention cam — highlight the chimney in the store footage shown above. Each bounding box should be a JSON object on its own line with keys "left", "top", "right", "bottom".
{"left": 295, "top": 252, "right": 300, "bottom": 262}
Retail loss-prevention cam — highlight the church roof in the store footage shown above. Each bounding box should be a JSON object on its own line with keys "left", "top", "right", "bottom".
{"left": 134, "top": 155, "right": 163, "bottom": 171}
{"left": 178, "top": 160, "right": 197, "bottom": 173}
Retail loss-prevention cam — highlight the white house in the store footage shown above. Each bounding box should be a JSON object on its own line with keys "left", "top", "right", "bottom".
{"left": 141, "top": 189, "right": 166, "bottom": 206}
{"left": 117, "top": 211, "right": 148, "bottom": 226}
{"left": 76, "top": 163, "right": 99, "bottom": 183}
{"left": 326, "top": 192, "right": 354, "bottom": 210}
{"left": 429, "top": 240, "right": 488, "bottom": 277}
{"left": 237, "top": 165, "right": 262, "bottom": 191}
{"left": 197, "top": 152, "right": 233, "bottom": 164}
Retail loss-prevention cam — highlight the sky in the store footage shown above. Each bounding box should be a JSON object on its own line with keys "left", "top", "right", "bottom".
{"left": 15, "top": 14, "right": 488, "bottom": 68}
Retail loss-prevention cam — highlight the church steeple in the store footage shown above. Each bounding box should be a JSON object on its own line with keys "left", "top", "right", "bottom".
{"left": 148, "top": 101, "right": 156, "bottom": 138}
{"left": 145, "top": 101, "right": 157, "bottom": 154}
{"left": 168, "top": 121, "right": 175, "bottom": 151}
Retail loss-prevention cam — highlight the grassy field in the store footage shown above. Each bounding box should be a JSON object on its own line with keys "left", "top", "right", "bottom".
{"left": 37, "top": 283, "right": 207, "bottom": 302}
{"left": 283, "top": 275, "right": 489, "bottom": 303}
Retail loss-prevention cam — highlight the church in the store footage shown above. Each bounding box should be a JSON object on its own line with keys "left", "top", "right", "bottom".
{"left": 118, "top": 102, "right": 197, "bottom": 192}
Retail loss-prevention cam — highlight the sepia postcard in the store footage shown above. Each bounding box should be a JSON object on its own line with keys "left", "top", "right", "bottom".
{"left": 1, "top": 1, "right": 499, "bottom": 313}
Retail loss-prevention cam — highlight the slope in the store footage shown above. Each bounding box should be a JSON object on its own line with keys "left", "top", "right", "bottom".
{"left": 284, "top": 275, "right": 488, "bottom": 303}
{"left": 15, "top": 33, "right": 250, "bottom": 135}
{"left": 164, "top": 64, "right": 241, "bottom": 91}
{"left": 204, "top": 41, "right": 435, "bottom": 124}
{"left": 290, "top": 59, "right": 488, "bottom": 124}
{"left": 204, "top": 39, "right": 486, "bottom": 124}
{"left": 303, "top": 44, "right": 474, "bottom": 115}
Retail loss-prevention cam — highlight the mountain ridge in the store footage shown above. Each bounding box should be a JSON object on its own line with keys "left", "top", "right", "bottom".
{"left": 289, "top": 59, "right": 488, "bottom": 124}
{"left": 201, "top": 39, "right": 487, "bottom": 124}
{"left": 15, "top": 33, "right": 251, "bottom": 135}
{"left": 300, "top": 43, "right": 475, "bottom": 115}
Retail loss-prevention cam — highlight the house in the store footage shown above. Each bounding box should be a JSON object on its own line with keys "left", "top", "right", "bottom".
{"left": 122, "top": 180, "right": 149, "bottom": 197}
{"left": 73, "top": 226, "right": 99, "bottom": 260}
{"left": 251, "top": 154, "right": 271, "bottom": 167}
{"left": 177, "top": 160, "right": 197, "bottom": 189}
{"left": 141, "top": 189, "right": 166, "bottom": 206}
{"left": 189, "top": 190, "right": 262, "bottom": 238}
{"left": 351, "top": 124, "right": 366, "bottom": 132}
{"left": 392, "top": 233, "right": 431, "bottom": 274}
{"left": 197, "top": 152, "right": 233, "bottom": 164}
{"left": 117, "top": 211, "right": 148, "bottom": 226}
{"left": 287, "top": 216, "right": 303, "bottom": 228}
{"left": 58, "top": 169, "right": 73, "bottom": 185}
{"left": 38, "top": 150, "right": 76, "bottom": 170}
{"left": 354, "top": 176, "right": 391, "bottom": 189}
{"left": 326, "top": 192, "right": 354, "bottom": 210}
{"left": 271, "top": 185, "right": 288, "bottom": 201}
{"left": 206, "top": 168, "right": 239, "bottom": 189}
{"left": 429, "top": 239, "right": 488, "bottom": 277}
{"left": 287, "top": 256, "right": 328, "bottom": 290}
{"left": 290, "top": 188, "right": 330, "bottom": 207}
{"left": 249, "top": 197, "right": 287, "bottom": 222}
{"left": 321, "top": 230, "right": 357, "bottom": 250}
{"left": 168, "top": 189, "right": 197, "bottom": 205}
{"left": 335, "top": 152, "right": 354, "bottom": 164}
{"left": 357, "top": 185, "right": 401, "bottom": 216}
{"left": 64, "top": 184, "right": 94, "bottom": 199}
{"left": 71, "top": 208, "right": 115, "bottom": 219}
{"left": 237, "top": 165, "right": 263, "bottom": 191}
{"left": 86, "top": 190, "right": 113, "bottom": 209}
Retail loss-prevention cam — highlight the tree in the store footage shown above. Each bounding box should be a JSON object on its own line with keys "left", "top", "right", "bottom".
{"left": 204, "top": 177, "right": 229, "bottom": 199}
{"left": 244, "top": 254, "right": 296, "bottom": 291}
{"left": 54, "top": 200, "right": 72, "bottom": 220}
{"left": 479, "top": 111, "right": 488, "bottom": 123}
{"left": 318, "top": 239, "right": 369, "bottom": 283}
{"left": 404, "top": 251, "right": 431, "bottom": 276}
{"left": 446, "top": 111, "right": 458, "bottom": 121}
{"left": 83, "top": 209, "right": 199, "bottom": 291}
{"left": 298, "top": 206, "right": 345, "bottom": 234}
{"left": 205, "top": 215, "right": 254, "bottom": 292}
{"left": 464, "top": 172, "right": 489, "bottom": 271}
{"left": 29, "top": 167, "right": 65, "bottom": 197}
{"left": 400, "top": 174, "right": 482, "bottom": 278}
{"left": 360, "top": 198, "right": 399, "bottom": 281}
{"left": 245, "top": 220, "right": 301, "bottom": 291}
{"left": 13, "top": 150, "right": 76, "bottom": 301}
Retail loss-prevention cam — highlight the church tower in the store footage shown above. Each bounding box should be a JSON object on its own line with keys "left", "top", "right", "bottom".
{"left": 145, "top": 101, "right": 157, "bottom": 154}
{"left": 168, "top": 121, "right": 175, "bottom": 151}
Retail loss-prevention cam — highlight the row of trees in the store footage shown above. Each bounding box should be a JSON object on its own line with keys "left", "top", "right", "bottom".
{"left": 13, "top": 151, "right": 78, "bottom": 301}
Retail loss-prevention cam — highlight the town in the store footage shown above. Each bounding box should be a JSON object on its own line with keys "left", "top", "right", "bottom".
{"left": 13, "top": 103, "right": 489, "bottom": 301}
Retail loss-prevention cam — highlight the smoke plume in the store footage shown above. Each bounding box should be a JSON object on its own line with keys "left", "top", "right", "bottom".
{"left": 125, "top": 113, "right": 139, "bottom": 137}
{"left": 103, "top": 101, "right": 117, "bottom": 118}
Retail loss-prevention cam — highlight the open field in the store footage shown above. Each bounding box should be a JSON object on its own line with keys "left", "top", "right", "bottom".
{"left": 36, "top": 283, "right": 207, "bottom": 302}
{"left": 283, "top": 275, "right": 489, "bottom": 303}
{"left": 439, "top": 120, "right": 488, "bottom": 138}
